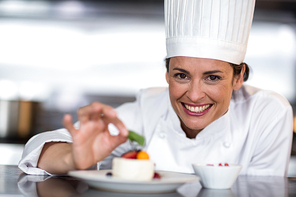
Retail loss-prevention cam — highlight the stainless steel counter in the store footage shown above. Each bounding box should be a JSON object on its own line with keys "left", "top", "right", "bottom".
{"left": 1, "top": 165, "right": 296, "bottom": 197}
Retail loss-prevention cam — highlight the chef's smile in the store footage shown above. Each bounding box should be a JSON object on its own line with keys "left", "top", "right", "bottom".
{"left": 166, "top": 56, "right": 244, "bottom": 138}
{"left": 182, "top": 103, "right": 213, "bottom": 115}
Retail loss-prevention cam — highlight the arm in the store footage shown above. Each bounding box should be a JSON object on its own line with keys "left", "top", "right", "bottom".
{"left": 37, "top": 142, "right": 75, "bottom": 175}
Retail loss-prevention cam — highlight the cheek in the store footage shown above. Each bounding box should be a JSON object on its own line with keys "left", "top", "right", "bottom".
{"left": 206, "top": 84, "right": 233, "bottom": 104}
{"left": 168, "top": 80, "right": 186, "bottom": 100}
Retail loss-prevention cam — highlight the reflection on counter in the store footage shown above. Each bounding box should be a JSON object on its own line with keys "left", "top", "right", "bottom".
{"left": 18, "top": 175, "right": 88, "bottom": 197}
{"left": 232, "top": 176, "right": 288, "bottom": 197}
{"left": 17, "top": 173, "right": 295, "bottom": 197}
{"left": 0, "top": 143, "right": 24, "bottom": 165}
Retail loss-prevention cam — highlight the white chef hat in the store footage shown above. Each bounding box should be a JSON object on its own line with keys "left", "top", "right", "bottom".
{"left": 165, "top": 0, "right": 256, "bottom": 65}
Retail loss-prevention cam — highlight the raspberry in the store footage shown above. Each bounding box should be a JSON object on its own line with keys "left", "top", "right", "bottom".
{"left": 153, "top": 172, "right": 161, "bottom": 179}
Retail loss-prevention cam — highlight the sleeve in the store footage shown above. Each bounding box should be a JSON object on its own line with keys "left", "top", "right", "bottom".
{"left": 18, "top": 128, "right": 73, "bottom": 175}
{"left": 246, "top": 97, "right": 293, "bottom": 176}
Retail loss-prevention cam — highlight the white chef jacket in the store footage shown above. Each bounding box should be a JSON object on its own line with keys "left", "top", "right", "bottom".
{"left": 18, "top": 85, "right": 293, "bottom": 176}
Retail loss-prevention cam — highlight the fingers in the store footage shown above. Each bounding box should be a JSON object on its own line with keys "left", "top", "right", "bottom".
{"left": 63, "top": 114, "right": 77, "bottom": 136}
{"left": 77, "top": 102, "right": 128, "bottom": 137}
{"left": 108, "top": 118, "right": 129, "bottom": 137}
{"left": 77, "top": 102, "right": 114, "bottom": 123}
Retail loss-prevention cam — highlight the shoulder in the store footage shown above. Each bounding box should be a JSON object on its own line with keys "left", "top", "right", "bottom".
{"left": 116, "top": 87, "right": 168, "bottom": 111}
{"left": 230, "top": 84, "right": 293, "bottom": 134}
{"left": 137, "top": 86, "right": 169, "bottom": 110}
{"left": 135, "top": 87, "right": 169, "bottom": 108}
{"left": 138, "top": 87, "right": 168, "bottom": 99}
{"left": 115, "top": 87, "right": 169, "bottom": 129}
{"left": 231, "top": 84, "right": 291, "bottom": 114}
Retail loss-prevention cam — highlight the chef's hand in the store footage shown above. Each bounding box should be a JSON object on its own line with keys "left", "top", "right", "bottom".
{"left": 63, "top": 102, "right": 129, "bottom": 170}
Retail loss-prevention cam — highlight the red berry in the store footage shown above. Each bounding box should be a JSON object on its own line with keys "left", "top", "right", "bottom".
{"left": 121, "top": 150, "right": 137, "bottom": 159}
{"left": 225, "top": 163, "right": 229, "bottom": 166}
{"left": 153, "top": 172, "right": 161, "bottom": 179}
{"left": 219, "top": 163, "right": 223, "bottom": 166}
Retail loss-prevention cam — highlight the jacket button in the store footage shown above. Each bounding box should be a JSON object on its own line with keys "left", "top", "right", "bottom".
{"left": 159, "top": 132, "right": 166, "bottom": 138}
{"left": 223, "top": 142, "right": 231, "bottom": 148}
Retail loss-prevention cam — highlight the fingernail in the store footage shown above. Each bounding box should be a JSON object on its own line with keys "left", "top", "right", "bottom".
{"left": 108, "top": 123, "right": 119, "bottom": 136}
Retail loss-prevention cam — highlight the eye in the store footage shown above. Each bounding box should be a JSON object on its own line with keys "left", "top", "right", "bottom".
{"left": 206, "top": 75, "right": 221, "bottom": 81}
{"left": 174, "top": 73, "right": 188, "bottom": 80}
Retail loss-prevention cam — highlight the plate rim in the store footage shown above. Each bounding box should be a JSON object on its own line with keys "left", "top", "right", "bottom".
{"left": 68, "top": 169, "right": 200, "bottom": 185}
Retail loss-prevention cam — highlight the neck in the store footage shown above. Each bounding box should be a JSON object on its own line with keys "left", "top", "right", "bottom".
{"left": 180, "top": 121, "right": 203, "bottom": 139}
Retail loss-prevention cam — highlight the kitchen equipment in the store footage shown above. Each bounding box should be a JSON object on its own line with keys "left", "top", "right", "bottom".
{"left": 0, "top": 100, "right": 37, "bottom": 139}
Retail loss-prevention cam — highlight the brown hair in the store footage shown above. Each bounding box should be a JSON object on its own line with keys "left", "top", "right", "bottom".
{"left": 165, "top": 58, "right": 250, "bottom": 82}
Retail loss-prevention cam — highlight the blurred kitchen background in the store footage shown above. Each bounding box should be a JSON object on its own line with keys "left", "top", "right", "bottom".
{"left": 0, "top": 0, "right": 296, "bottom": 175}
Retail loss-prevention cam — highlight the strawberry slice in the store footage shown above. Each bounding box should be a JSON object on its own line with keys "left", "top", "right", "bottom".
{"left": 121, "top": 150, "right": 138, "bottom": 159}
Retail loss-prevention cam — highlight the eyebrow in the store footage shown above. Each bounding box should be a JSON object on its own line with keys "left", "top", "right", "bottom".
{"left": 203, "top": 70, "right": 223, "bottom": 75}
{"left": 173, "top": 68, "right": 222, "bottom": 75}
{"left": 172, "top": 68, "right": 190, "bottom": 74}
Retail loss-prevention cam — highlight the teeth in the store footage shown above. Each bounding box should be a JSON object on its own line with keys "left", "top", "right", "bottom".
{"left": 184, "top": 104, "right": 210, "bottom": 113}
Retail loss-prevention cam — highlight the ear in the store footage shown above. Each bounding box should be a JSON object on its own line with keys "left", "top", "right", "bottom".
{"left": 233, "top": 65, "right": 245, "bottom": 90}
{"left": 165, "top": 72, "right": 169, "bottom": 84}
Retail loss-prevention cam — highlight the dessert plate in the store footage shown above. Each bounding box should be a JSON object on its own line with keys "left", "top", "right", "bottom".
{"left": 68, "top": 170, "right": 200, "bottom": 194}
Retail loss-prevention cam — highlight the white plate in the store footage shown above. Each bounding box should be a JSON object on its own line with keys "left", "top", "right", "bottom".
{"left": 68, "top": 170, "right": 200, "bottom": 194}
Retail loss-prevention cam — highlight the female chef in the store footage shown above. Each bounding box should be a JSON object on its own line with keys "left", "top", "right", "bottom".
{"left": 19, "top": 0, "right": 293, "bottom": 176}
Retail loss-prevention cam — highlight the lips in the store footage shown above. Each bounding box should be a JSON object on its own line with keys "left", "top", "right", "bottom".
{"left": 182, "top": 103, "right": 212, "bottom": 113}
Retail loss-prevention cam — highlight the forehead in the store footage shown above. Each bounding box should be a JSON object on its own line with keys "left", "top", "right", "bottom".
{"left": 169, "top": 56, "right": 232, "bottom": 72}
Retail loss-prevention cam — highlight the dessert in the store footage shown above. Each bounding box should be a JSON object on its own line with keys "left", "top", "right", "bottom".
{"left": 110, "top": 131, "right": 159, "bottom": 181}
{"left": 112, "top": 156, "right": 154, "bottom": 181}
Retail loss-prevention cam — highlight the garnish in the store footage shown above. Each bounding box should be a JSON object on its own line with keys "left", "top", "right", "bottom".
{"left": 128, "top": 130, "right": 145, "bottom": 146}
{"left": 121, "top": 150, "right": 138, "bottom": 159}
{"left": 121, "top": 150, "right": 149, "bottom": 160}
{"left": 136, "top": 150, "right": 149, "bottom": 160}
{"left": 153, "top": 172, "right": 161, "bottom": 179}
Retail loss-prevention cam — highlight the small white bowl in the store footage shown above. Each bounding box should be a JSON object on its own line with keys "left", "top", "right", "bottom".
{"left": 192, "top": 163, "right": 242, "bottom": 189}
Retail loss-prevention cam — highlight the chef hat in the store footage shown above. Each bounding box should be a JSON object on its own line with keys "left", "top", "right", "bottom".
{"left": 165, "top": 0, "right": 256, "bottom": 64}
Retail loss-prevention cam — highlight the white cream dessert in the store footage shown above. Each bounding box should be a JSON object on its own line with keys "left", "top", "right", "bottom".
{"left": 110, "top": 131, "right": 156, "bottom": 181}
{"left": 112, "top": 157, "right": 154, "bottom": 181}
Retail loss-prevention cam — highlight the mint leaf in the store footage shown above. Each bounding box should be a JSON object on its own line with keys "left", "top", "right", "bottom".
{"left": 128, "top": 130, "right": 145, "bottom": 146}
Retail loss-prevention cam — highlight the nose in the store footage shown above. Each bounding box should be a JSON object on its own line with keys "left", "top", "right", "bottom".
{"left": 186, "top": 80, "right": 206, "bottom": 102}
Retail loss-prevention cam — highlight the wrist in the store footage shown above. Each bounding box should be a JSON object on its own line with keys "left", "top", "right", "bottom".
{"left": 63, "top": 145, "right": 77, "bottom": 172}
